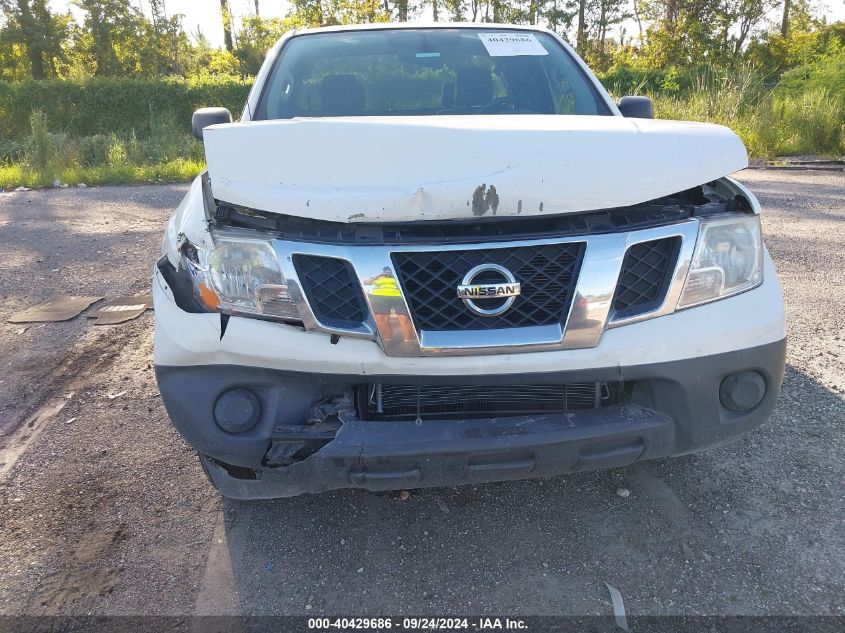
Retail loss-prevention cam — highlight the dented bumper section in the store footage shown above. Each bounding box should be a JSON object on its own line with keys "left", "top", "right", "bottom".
{"left": 155, "top": 338, "right": 786, "bottom": 499}
{"left": 201, "top": 406, "right": 675, "bottom": 500}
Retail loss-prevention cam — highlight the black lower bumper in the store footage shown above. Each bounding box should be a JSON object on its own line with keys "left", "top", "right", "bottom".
{"left": 156, "top": 338, "right": 786, "bottom": 499}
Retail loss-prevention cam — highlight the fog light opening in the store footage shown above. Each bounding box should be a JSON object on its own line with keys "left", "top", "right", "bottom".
{"left": 720, "top": 371, "right": 766, "bottom": 412}
{"left": 214, "top": 388, "right": 261, "bottom": 433}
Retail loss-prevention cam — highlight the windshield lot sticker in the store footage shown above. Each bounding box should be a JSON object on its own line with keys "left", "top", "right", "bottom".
{"left": 478, "top": 33, "right": 548, "bottom": 56}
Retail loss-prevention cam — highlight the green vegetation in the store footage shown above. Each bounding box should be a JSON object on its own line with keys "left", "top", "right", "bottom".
{"left": 0, "top": 77, "right": 250, "bottom": 140}
{"left": 0, "top": 78, "right": 246, "bottom": 189}
{"left": 640, "top": 64, "right": 845, "bottom": 158}
{"left": 0, "top": 105, "right": 207, "bottom": 189}
{"left": 0, "top": 0, "right": 842, "bottom": 189}
{"left": 0, "top": 159, "right": 204, "bottom": 189}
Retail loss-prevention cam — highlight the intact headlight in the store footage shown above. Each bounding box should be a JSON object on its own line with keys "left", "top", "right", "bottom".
{"left": 678, "top": 214, "right": 763, "bottom": 308}
{"left": 183, "top": 234, "right": 300, "bottom": 321}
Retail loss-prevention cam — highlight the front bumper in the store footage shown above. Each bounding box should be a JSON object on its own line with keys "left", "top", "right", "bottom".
{"left": 156, "top": 338, "right": 786, "bottom": 499}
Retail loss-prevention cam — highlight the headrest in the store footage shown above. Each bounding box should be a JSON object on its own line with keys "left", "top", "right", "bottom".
{"left": 455, "top": 67, "right": 493, "bottom": 107}
{"left": 321, "top": 74, "right": 366, "bottom": 115}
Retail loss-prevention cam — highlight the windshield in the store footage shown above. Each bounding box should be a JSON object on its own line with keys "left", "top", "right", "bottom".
{"left": 254, "top": 29, "right": 612, "bottom": 119}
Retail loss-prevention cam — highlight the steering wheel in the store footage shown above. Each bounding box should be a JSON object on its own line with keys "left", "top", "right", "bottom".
{"left": 479, "top": 96, "right": 538, "bottom": 114}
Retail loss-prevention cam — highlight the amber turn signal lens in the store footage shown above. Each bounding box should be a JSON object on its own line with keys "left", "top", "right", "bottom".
{"left": 197, "top": 281, "right": 221, "bottom": 311}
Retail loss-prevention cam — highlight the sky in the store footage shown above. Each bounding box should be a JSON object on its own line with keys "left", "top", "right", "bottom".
{"left": 51, "top": 0, "right": 845, "bottom": 49}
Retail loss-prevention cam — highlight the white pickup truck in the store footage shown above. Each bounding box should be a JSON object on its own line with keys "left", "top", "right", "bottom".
{"left": 154, "top": 23, "right": 786, "bottom": 499}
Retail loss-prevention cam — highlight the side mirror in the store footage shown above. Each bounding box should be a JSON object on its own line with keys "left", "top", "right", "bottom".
{"left": 617, "top": 96, "right": 653, "bottom": 119}
{"left": 192, "top": 107, "right": 233, "bottom": 140}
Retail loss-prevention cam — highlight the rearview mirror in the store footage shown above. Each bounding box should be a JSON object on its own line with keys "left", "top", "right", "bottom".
{"left": 192, "top": 107, "right": 233, "bottom": 140}
{"left": 617, "top": 96, "right": 653, "bottom": 119}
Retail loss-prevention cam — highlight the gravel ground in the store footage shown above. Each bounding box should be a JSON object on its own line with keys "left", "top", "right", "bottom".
{"left": 0, "top": 170, "right": 842, "bottom": 619}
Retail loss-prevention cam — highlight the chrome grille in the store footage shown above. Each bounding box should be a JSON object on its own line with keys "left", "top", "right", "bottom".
{"left": 274, "top": 218, "right": 700, "bottom": 356}
{"left": 392, "top": 243, "right": 585, "bottom": 331}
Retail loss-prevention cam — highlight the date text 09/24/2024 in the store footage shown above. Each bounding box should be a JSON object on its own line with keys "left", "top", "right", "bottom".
{"left": 307, "top": 618, "right": 528, "bottom": 630}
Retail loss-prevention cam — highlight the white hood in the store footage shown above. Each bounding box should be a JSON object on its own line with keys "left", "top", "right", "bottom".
{"left": 203, "top": 115, "right": 747, "bottom": 223}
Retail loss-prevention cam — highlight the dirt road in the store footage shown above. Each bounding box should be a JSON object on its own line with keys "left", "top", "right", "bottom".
{"left": 0, "top": 171, "right": 842, "bottom": 619}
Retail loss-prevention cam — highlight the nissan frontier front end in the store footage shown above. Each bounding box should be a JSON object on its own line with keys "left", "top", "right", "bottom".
{"left": 153, "top": 24, "right": 786, "bottom": 499}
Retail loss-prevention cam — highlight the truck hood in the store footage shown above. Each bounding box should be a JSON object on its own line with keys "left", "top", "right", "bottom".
{"left": 203, "top": 115, "right": 747, "bottom": 223}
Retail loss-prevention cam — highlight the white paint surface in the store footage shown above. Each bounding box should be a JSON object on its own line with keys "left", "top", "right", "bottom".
{"left": 203, "top": 115, "right": 748, "bottom": 223}
{"left": 153, "top": 253, "right": 785, "bottom": 375}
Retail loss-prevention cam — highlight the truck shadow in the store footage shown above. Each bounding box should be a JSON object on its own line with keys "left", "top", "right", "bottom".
{"left": 216, "top": 363, "right": 844, "bottom": 616}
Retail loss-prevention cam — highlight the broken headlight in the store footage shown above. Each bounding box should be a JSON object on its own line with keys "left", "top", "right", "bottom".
{"left": 678, "top": 214, "right": 763, "bottom": 308}
{"left": 183, "top": 234, "right": 300, "bottom": 321}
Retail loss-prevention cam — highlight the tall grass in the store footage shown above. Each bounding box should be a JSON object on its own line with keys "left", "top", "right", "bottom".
{"left": 763, "top": 88, "right": 845, "bottom": 156}
{"left": 0, "top": 159, "right": 204, "bottom": 189}
{"left": 648, "top": 65, "right": 845, "bottom": 157}
{"left": 0, "top": 108, "right": 205, "bottom": 189}
{"left": 27, "top": 111, "right": 56, "bottom": 174}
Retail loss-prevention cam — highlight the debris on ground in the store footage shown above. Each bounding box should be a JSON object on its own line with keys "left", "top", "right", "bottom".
{"left": 107, "top": 390, "right": 127, "bottom": 400}
{"left": 87, "top": 294, "right": 153, "bottom": 325}
{"left": 616, "top": 488, "right": 631, "bottom": 499}
{"left": 399, "top": 490, "right": 410, "bottom": 501}
{"left": 604, "top": 582, "right": 630, "bottom": 631}
{"left": 7, "top": 296, "right": 102, "bottom": 323}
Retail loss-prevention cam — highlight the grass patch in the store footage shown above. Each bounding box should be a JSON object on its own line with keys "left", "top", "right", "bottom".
{"left": 0, "top": 109, "right": 206, "bottom": 190}
{"left": 643, "top": 66, "right": 845, "bottom": 158}
{"left": 653, "top": 86, "right": 844, "bottom": 158}
{"left": 0, "top": 159, "right": 204, "bottom": 190}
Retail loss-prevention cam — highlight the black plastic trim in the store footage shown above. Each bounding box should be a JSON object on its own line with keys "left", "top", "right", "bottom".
{"left": 212, "top": 188, "right": 742, "bottom": 245}
{"left": 611, "top": 236, "right": 682, "bottom": 319}
{"left": 156, "top": 338, "right": 786, "bottom": 498}
{"left": 156, "top": 256, "right": 205, "bottom": 314}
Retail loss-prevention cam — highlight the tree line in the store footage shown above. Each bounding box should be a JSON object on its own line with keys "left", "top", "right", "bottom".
{"left": 0, "top": 0, "right": 842, "bottom": 83}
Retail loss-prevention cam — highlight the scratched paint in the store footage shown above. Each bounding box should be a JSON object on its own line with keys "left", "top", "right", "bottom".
{"left": 202, "top": 115, "right": 747, "bottom": 223}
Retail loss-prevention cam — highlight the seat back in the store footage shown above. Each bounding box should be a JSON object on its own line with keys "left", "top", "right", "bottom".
{"left": 321, "top": 74, "right": 366, "bottom": 115}
{"left": 454, "top": 67, "right": 493, "bottom": 108}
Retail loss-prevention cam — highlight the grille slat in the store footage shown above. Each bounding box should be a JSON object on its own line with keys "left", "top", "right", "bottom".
{"left": 612, "top": 237, "right": 680, "bottom": 319}
{"left": 393, "top": 243, "right": 585, "bottom": 331}
{"left": 293, "top": 255, "right": 367, "bottom": 328}
{"left": 369, "top": 382, "right": 602, "bottom": 420}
